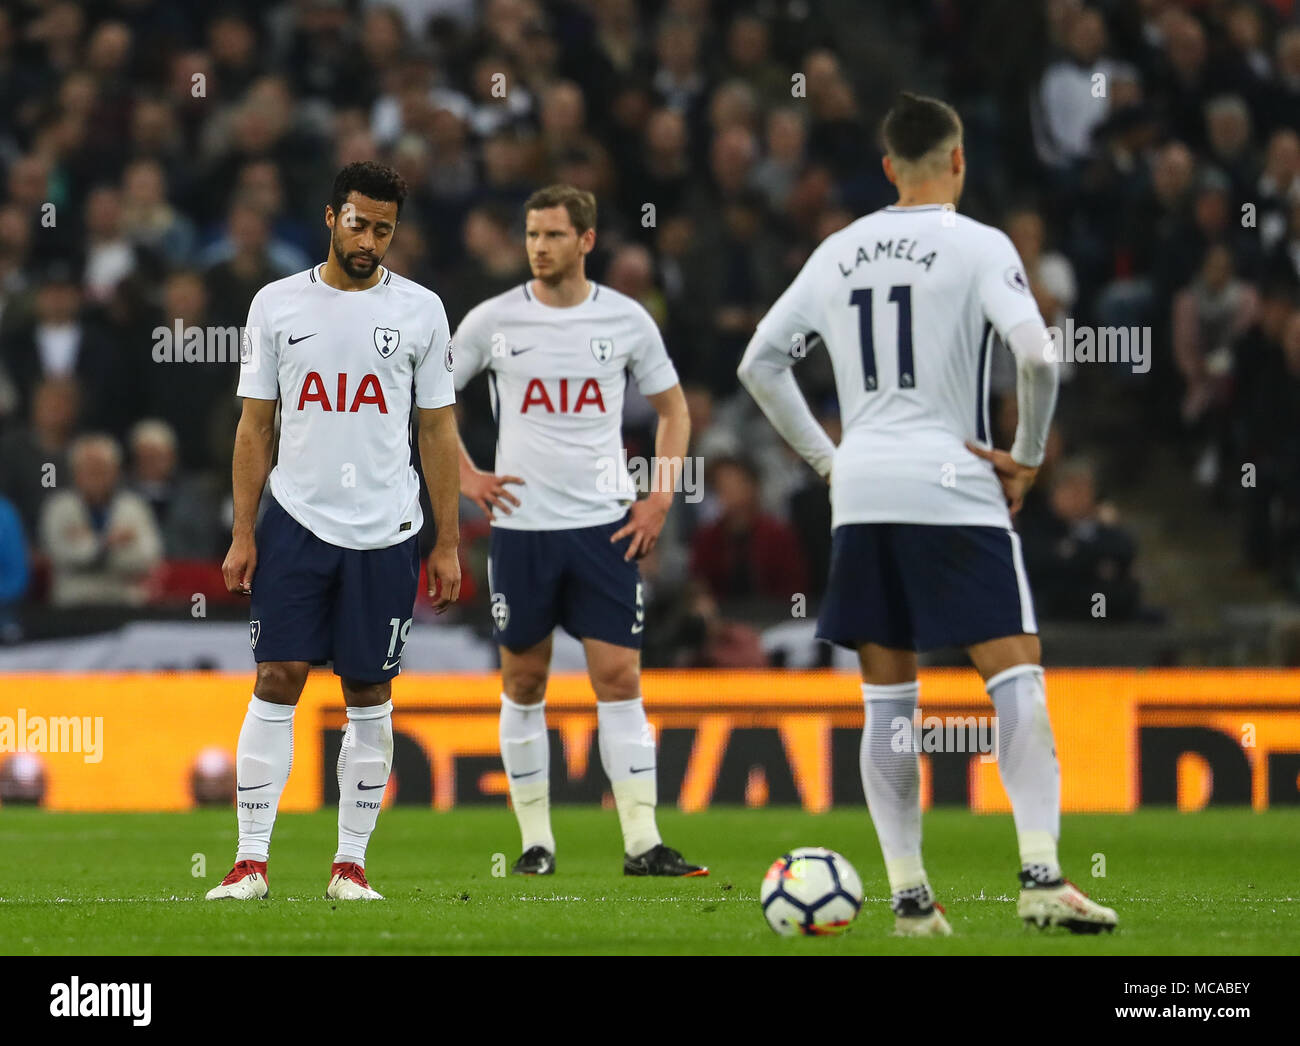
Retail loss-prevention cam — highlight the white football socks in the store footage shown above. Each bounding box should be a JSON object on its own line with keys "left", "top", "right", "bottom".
{"left": 860, "top": 682, "right": 931, "bottom": 896}
{"left": 987, "top": 664, "right": 1062, "bottom": 880}
{"left": 335, "top": 700, "right": 394, "bottom": 865}
{"left": 235, "top": 695, "right": 295, "bottom": 863}
{"left": 597, "top": 697, "right": 662, "bottom": 858}
{"left": 499, "top": 693, "right": 555, "bottom": 854}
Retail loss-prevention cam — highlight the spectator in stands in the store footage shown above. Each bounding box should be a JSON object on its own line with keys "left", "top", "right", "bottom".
{"left": 0, "top": 204, "right": 35, "bottom": 335}
{"left": 1236, "top": 306, "right": 1300, "bottom": 591}
{"left": 1172, "top": 242, "right": 1259, "bottom": 488}
{"left": 38, "top": 433, "right": 162, "bottom": 606}
{"left": 1033, "top": 7, "right": 1115, "bottom": 173}
{"left": 81, "top": 185, "right": 136, "bottom": 306}
{"left": 691, "top": 456, "right": 807, "bottom": 602}
{"left": 538, "top": 80, "right": 610, "bottom": 186}
{"left": 228, "top": 159, "right": 313, "bottom": 261}
{"left": 0, "top": 376, "right": 79, "bottom": 541}
{"left": 0, "top": 260, "right": 128, "bottom": 436}
{"left": 720, "top": 13, "right": 789, "bottom": 110}
{"left": 605, "top": 243, "right": 667, "bottom": 330}
{"left": 1156, "top": 10, "right": 1212, "bottom": 151}
{"left": 200, "top": 199, "right": 309, "bottom": 295}
{"left": 753, "top": 107, "right": 808, "bottom": 213}
{"left": 1232, "top": 279, "right": 1298, "bottom": 571}
{"left": 202, "top": 203, "right": 292, "bottom": 329}
{"left": 1268, "top": 26, "right": 1300, "bottom": 135}
{"left": 1268, "top": 195, "right": 1300, "bottom": 287}
{"left": 445, "top": 202, "right": 529, "bottom": 323}
{"left": 1002, "top": 206, "right": 1078, "bottom": 386}
{"left": 137, "top": 269, "right": 234, "bottom": 472}
{"left": 120, "top": 158, "right": 197, "bottom": 266}
{"left": 1018, "top": 458, "right": 1143, "bottom": 622}
{"left": 127, "top": 419, "right": 221, "bottom": 560}
{"left": 0, "top": 491, "right": 28, "bottom": 642}
{"left": 653, "top": 15, "right": 707, "bottom": 124}
{"left": 1257, "top": 129, "right": 1300, "bottom": 257}
{"left": 620, "top": 108, "right": 693, "bottom": 243}
{"left": 1204, "top": 94, "right": 1258, "bottom": 203}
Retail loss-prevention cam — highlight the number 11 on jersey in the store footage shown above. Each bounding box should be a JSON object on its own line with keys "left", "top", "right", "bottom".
{"left": 850, "top": 285, "right": 914, "bottom": 391}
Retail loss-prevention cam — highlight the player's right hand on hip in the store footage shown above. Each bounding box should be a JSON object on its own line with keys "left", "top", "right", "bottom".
{"left": 462, "top": 467, "right": 524, "bottom": 521}
{"left": 222, "top": 536, "right": 257, "bottom": 596}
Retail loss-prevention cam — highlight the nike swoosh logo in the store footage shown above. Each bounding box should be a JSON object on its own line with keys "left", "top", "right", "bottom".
{"left": 382, "top": 659, "right": 401, "bottom": 670}
{"left": 237, "top": 782, "right": 272, "bottom": 791}
{"left": 357, "top": 781, "right": 387, "bottom": 791}
{"left": 509, "top": 768, "right": 542, "bottom": 779}
{"left": 510, "top": 345, "right": 536, "bottom": 356}
{"left": 629, "top": 765, "right": 655, "bottom": 774}
{"left": 287, "top": 333, "right": 317, "bottom": 345}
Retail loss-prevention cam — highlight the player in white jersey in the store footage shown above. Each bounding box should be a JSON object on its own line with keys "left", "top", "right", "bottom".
{"left": 453, "top": 186, "right": 706, "bottom": 877}
{"left": 206, "top": 162, "right": 462, "bottom": 902}
{"left": 740, "top": 94, "right": 1117, "bottom": 935}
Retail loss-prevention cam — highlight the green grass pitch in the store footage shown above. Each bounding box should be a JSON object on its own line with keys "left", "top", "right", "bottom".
{"left": 1, "top": 808, "right": 1296, "bottom": 955}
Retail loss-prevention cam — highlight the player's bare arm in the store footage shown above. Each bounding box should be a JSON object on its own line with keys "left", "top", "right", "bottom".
{"left": 610, "top": 382, "right": 689, "bottom": 562}
{"left": 964, "top": 442, "right": 1038, "bottom": 518}
{"left": 418, "top": 404, "right": 463, "bottom": 612}
{"left": 458, "top": 432, "right": 523, "bottom": 520}
{"left": 223, "top": 396, "right": 277, "bottom": 595}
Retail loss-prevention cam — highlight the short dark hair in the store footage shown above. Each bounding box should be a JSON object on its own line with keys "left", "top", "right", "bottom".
{"left": 881, "top": 91, "right": 962, "bottom": 164}
{"left": 330, "top": 161, "right": 408, "bottom": 219}
{"left": 525, "top": 184, "right": 597, "bottom": 234}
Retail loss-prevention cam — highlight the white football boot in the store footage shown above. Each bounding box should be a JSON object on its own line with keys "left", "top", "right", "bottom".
{"left": 326, "top": 861, "right": 384, "bottom": 900}
{"left": 206, "top": 860, "right": 269, "bottom": 900}
{"left": 1019, "top": 876, "right": 1118, "bottom": 933}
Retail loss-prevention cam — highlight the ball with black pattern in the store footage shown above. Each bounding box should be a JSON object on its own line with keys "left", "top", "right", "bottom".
{"left": 760, "top": 847, "right": 864, "bottom": 937}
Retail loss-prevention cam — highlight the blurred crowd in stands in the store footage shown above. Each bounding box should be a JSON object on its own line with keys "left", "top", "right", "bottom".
{"left": 1, "top": 0, "right": 1297, "bottom": 660}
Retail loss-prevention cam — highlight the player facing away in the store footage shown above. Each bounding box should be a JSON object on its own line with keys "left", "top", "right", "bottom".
{"left": 453, "top": 185, "right": 705, "bottom": 877}
{"left": 206, "top": 162, "right": 463, "bottom": 901}
{"left": 739, "top": 93, "right": 1118, "bottom": 936}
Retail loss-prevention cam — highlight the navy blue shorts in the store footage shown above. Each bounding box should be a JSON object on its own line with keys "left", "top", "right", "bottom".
{"left": 487, "top": 516, "right": 644, "bottom": 652}
{"left": 248, "top": 495, "right": 420, "bottom": 682}
{"left": 816, "top": 523, "right": 1036, "bottom": 652}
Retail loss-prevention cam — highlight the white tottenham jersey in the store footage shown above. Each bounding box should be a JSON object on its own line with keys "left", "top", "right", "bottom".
{"left": 753, "top": 204, "right": 1044, "bottom": 529}
{"left": 453, "top": 281, "right": 679, "bottom": 531}
{"left": 236, "top": 265, "right": 456, "bottom": 550}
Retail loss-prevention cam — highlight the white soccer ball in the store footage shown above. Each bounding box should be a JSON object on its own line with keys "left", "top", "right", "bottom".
{"left": 761, "top": 847, "right": 863, "bottom": 936}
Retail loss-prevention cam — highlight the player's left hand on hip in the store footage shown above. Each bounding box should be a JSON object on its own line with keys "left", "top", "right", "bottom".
{"left": 964, "top": 441, "right": 1037, "bottom": 518}
{"left": 427, "top": 546, "right": 461, "bottom": 613}
{"left": 611, "top": 499, "right": 667, "bottom": 561}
